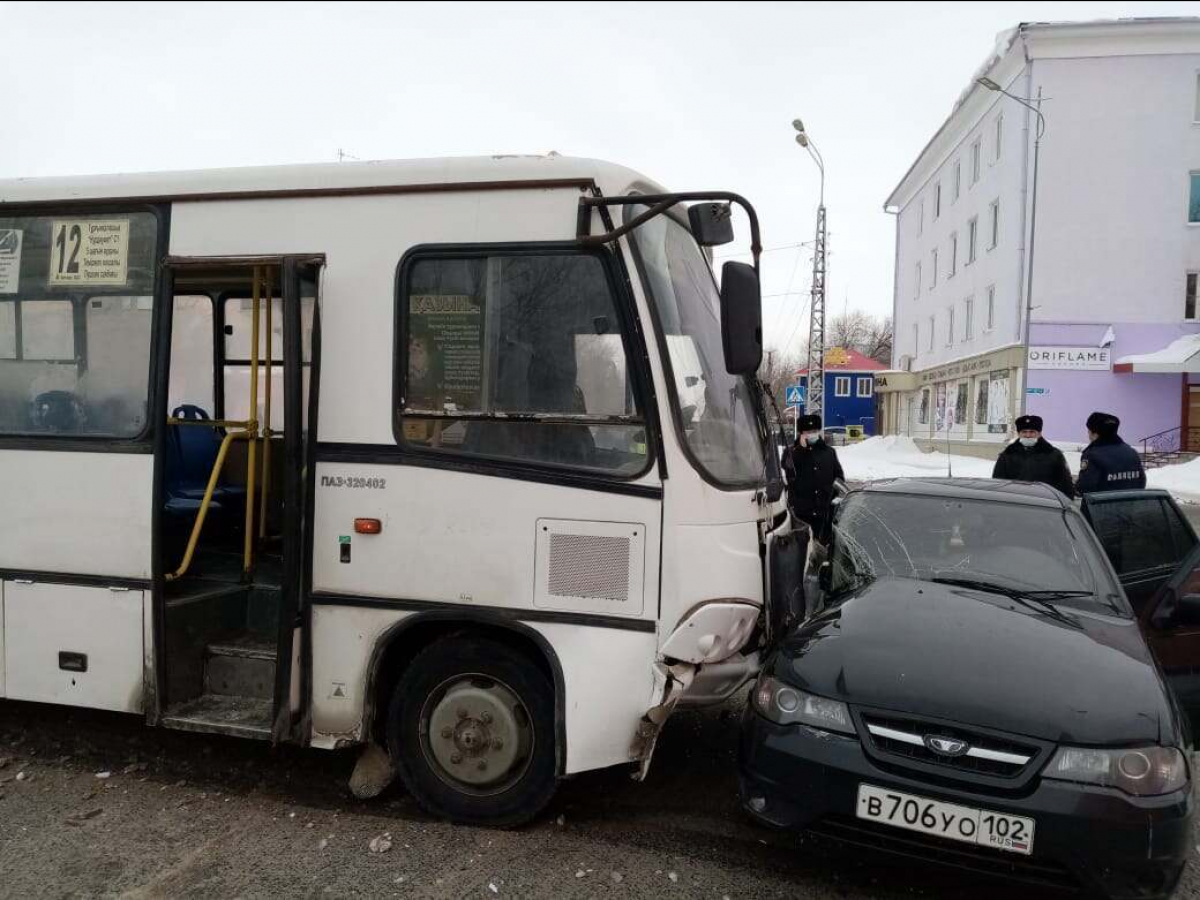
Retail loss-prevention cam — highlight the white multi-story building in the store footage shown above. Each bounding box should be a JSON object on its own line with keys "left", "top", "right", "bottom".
{"left": 876, "top": 18, "right": 1200, "bottom": 455}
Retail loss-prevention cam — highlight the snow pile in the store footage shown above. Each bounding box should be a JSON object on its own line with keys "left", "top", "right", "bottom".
{"left": 837, "top": 436, "right": 993, "bottom": 482}
{"left": 1149, "top": 457, "right": 1200, "bottom": 504}
{"left": 838, "top": 437, "right": 1200, "bottom": 505}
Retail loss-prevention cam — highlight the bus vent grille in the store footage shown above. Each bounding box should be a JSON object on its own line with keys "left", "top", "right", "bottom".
{"left": 547, "top": 533, "right": 631, "bottom": 602}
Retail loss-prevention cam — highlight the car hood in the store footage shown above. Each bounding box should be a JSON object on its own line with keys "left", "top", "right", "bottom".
{"left": 775, "top": 577, "right": 1175, "bottom": 745}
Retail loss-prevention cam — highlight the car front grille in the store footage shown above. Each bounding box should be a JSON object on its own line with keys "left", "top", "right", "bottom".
{"left": 860, "top": 713, "right": 1042, "bottom": 782}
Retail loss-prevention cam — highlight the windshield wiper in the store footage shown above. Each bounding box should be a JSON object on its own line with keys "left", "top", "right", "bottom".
{"left": 929, "top": 577, "right": 1087, "bottom": 628}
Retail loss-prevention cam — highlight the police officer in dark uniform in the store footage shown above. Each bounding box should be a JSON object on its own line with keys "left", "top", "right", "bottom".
{"left": 1078, "top": 410, "right": 1146, "bottom": 493}
{"left": 783, "top": 414, "right": 845, "bottom": 539}
{"left": 992, "top": 414, "right": 1075, "bottom": 497}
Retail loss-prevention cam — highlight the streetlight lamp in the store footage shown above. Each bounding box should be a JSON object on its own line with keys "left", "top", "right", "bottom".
{"left": 793, "top": 118, "right": 828, "bottom": 428}
{"left": 976, "top": 77, "right": 1045, "bottom": 417}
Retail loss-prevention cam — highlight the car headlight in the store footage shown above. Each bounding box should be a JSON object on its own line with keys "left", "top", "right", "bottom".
{"left": 752, "top": 675, "right": 855, "bottom": 735}
{"left": 1044, "top": 746, "right": 1189, "bottom": 796}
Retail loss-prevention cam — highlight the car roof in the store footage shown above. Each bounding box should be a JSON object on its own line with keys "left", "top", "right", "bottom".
{"left": 856, "top": 477, "right": 1071, "bottom": 509}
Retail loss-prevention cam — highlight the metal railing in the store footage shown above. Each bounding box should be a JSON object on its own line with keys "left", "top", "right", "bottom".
{"left": 1140, "top": 426, "right": 1200, "bottom": 458}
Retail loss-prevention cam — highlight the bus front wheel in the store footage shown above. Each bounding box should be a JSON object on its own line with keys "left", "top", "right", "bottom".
{"left": 386, "top": 635, "right": 557, "bottom": 827}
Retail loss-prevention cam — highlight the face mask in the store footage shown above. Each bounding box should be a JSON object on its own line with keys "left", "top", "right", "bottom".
{"left": 803, "top": 431, "right": 822, "bottom": 445}
{"left": 1019, "top": 437, "right": 1037, "bottom": 448}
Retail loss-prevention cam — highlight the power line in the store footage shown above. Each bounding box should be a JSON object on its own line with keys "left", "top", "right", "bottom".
{"left": 712, "top": 240, "right": 810, "bottom": 260}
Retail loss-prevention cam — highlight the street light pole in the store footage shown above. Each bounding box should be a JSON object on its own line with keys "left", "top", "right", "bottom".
{"left": 793, "top": 119, "right": 827, "bottom": 429}
{"left": 977, "top": 78, "right": 1045, "bottom": 417}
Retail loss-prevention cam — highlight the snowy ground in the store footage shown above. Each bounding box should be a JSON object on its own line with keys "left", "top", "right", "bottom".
{"left": 838, "top": 436, "right": 1200, "bottom": 504}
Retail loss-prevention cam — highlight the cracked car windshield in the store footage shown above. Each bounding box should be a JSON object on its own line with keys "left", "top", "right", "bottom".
{"left": 629, "top": 208, "right": 763, "bottom": 485}
{"left": 830, "top": 493, "right": 1117, "bottom": 614}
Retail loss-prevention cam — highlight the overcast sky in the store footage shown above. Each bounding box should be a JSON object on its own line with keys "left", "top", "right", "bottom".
{"left": 3, "top": 1, "right": 1195, "bottom": 360}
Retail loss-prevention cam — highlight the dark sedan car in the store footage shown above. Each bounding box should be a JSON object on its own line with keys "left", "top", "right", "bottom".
{"left": 740, "top": 478, "right": 1195, "bottom": 899}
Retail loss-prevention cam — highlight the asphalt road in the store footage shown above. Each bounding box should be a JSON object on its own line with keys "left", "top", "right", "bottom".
{"left": 0, "top": 695, "right": 1197, "bottom": 899}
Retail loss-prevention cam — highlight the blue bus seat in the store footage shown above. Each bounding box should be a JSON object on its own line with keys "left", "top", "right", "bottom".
{"left": 165, "top": 405, "right": 246, "bottom": 514}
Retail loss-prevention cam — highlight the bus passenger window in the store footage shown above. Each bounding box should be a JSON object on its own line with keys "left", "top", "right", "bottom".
{"left": 169, "top": 296, "right": 215, "bottom": 415}
{"left": 398, "top": 253, "right": 648, "bottom": 476}
{"left": 0, "top": 212, "right": 159, "bottom": 439}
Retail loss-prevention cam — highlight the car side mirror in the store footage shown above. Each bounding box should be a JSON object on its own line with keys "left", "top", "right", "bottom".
{"left": 719, "top": 261, "right": 762, "bottom": 375}
{"left": 688, "top": 202, "right": 735, "bottom": 246}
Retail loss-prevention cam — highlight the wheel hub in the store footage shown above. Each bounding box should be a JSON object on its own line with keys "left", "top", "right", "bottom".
{"left": 425, "top": 680, "right": 529, "bottom": 789}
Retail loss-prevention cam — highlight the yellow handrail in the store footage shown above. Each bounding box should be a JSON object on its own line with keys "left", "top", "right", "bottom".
{"left": 165, "top": 430, "right": 251, "bottom": 582}
{"left": 259, "top": 270, "right": 273, "bottom": 542}
{"left": 167, "top": 418, "right": 252, "bottom": 429}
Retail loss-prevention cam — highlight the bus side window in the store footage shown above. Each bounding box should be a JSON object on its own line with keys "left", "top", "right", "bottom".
{"left": 0, "top": 212, "right": 159, "bottom": 439}
{"left": 397, "top": 252, "right": 648, "bottom": 476}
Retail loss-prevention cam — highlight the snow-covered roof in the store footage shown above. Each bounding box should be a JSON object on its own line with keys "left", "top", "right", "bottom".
{"left": 1115, "top": 333, "right": 1200, "bottom": 373}
{"left": 0, "top": 153, "right": 665, "bottom": 205}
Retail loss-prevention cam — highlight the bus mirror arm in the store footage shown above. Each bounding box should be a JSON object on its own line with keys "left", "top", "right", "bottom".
{"left": 576, "top": 192, "right": 763, "bottom": 272}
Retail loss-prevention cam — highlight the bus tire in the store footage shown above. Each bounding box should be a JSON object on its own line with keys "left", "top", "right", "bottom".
{"left": 386, "top": 635, "right": 557, "bottom": 827}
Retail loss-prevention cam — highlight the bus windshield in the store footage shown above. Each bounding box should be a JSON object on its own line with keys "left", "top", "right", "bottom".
{"left": 628, "top": 208, "right": 764, "bottom": 487}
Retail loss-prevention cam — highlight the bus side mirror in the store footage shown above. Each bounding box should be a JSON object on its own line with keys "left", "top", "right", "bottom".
{"left": 688, "top": 202, "right": 735, "bottom": 246}
{"left": 720, "top": 261, "right": 762, "bottom": 375}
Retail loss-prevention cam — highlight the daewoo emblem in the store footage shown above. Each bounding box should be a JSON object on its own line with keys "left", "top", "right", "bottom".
{"left": 924, "top": 735, "right": 969, "bottom": 757}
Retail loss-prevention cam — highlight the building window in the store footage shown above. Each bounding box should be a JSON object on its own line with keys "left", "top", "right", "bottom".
{"left": 985, "top": 284, "right": 996, "bottom": 331}
{"left": 949, "top": 232, "right": 958, "bottom": 278}
{"left": 834, "top": 376, "right": 851, "bottom": 398}
{"left": 946, "top": 307, "right": 955, "bottom": 346}
{"left": 953, "top": 160, "right": 962, "bottom": 202}
{"left": 398, "top": 251, "right": 646, "bottom": 474}
{"left": 988, "top": 200, "right": 1000, "bottom": 249}
{"left": 955, "top": 381, "right": 969, "bottom": 426}
{"left": 1195, "top": 72, "right": 1200, "bottom": 122}
{"left": 912, "top": 323, "right": 919, "bottom": 356}
{"left": 974, "top": 377, "right": 989, "bottom": 426}
{"left": 931, "top": 248, "right": 938, "bottom": 288}
{"left": 857, "top": 376, "right": 873, "bottom": 398}
{"left": 919, "top": 388, "right": 931, "bottom": 425}
{"left": 1190, "top": 173, "right": 1200, "bottom": 224}
{"left": 928, "top": 315, "right": 935, "bottom": 351}
{"left": 967, "top": 217, "right": 978, "bottom": 264}
{"left": 964, "top": 296, "right": 974, "bottom": 340}
{"left": 971, "top": 138, "right": 981, "bottom": 185}
{"left": 934, "top": 182, "right": 942, "bottom": 219}
{"left": 914, "top": 261, "right": 922, "bottom": 299}
{"left": 994, "top": 114, "right": 1003, "bottom": 162}
{"left": 1187, "top": 273, "right": 1198, "bottom": 320}
{"left": 917, "top": 199, "right": 924, "bottom": 236}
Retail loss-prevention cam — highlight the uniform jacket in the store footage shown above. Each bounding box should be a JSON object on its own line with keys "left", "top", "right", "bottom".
{"left": 1078, "top": 435, "right": 1146, "bottom": 493}
{"left": 785, "top": 441, "right": 845, "bottom": 529}
{"left": 992, "top": 437, "right": 1076, "bottom": 498}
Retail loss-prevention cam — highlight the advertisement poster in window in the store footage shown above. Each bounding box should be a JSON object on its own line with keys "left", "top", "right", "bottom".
{"left": 974, "top": 376, "right": 989, "bottom": 425}
{"left": 987, "top": 371, "right": 1010, "bottom": 433}
{"left": 407, "top": 294, "right": 484, "bottom": 412}
{"left": 955, "top": 381, "right": 969, "bottom": 428}
{"left": 0, "top": 228, "right": 22, "bottom": 294}
{"left": 935, "top": 383, "right": 947, "bottom": 432}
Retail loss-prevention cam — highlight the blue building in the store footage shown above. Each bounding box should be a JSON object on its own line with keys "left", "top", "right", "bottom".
{"left": 796, "top": 348, "right": 885, "bottom": 435}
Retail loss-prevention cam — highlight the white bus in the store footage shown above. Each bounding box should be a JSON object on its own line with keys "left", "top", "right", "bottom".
{"left": 0, "top": 155, "right": 801, "bottom": 825}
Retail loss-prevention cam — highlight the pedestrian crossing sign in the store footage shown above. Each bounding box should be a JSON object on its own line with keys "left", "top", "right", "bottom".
{"left": 786, "top": 385, "right": 805, "bottom": 406}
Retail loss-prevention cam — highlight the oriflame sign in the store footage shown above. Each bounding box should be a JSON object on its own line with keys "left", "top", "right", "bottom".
{"left": 1027, "top": 346, "right": 1111, "bottom": 371}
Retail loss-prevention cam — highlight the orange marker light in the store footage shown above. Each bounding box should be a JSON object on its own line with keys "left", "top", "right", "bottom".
{"left": 354, "top": 518, "right": 382, "bottom": 535}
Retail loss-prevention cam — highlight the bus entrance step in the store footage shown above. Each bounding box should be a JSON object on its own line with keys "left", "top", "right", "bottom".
{"left": 205, "top": 637, "right": 277, "bottom": 700}
{"left": 161, "top": 693, "right": 272, "bottom": 740}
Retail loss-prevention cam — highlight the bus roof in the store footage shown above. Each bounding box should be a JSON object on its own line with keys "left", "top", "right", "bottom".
{"left": 0, "top": 153, "right": 667, "bottom": 206}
